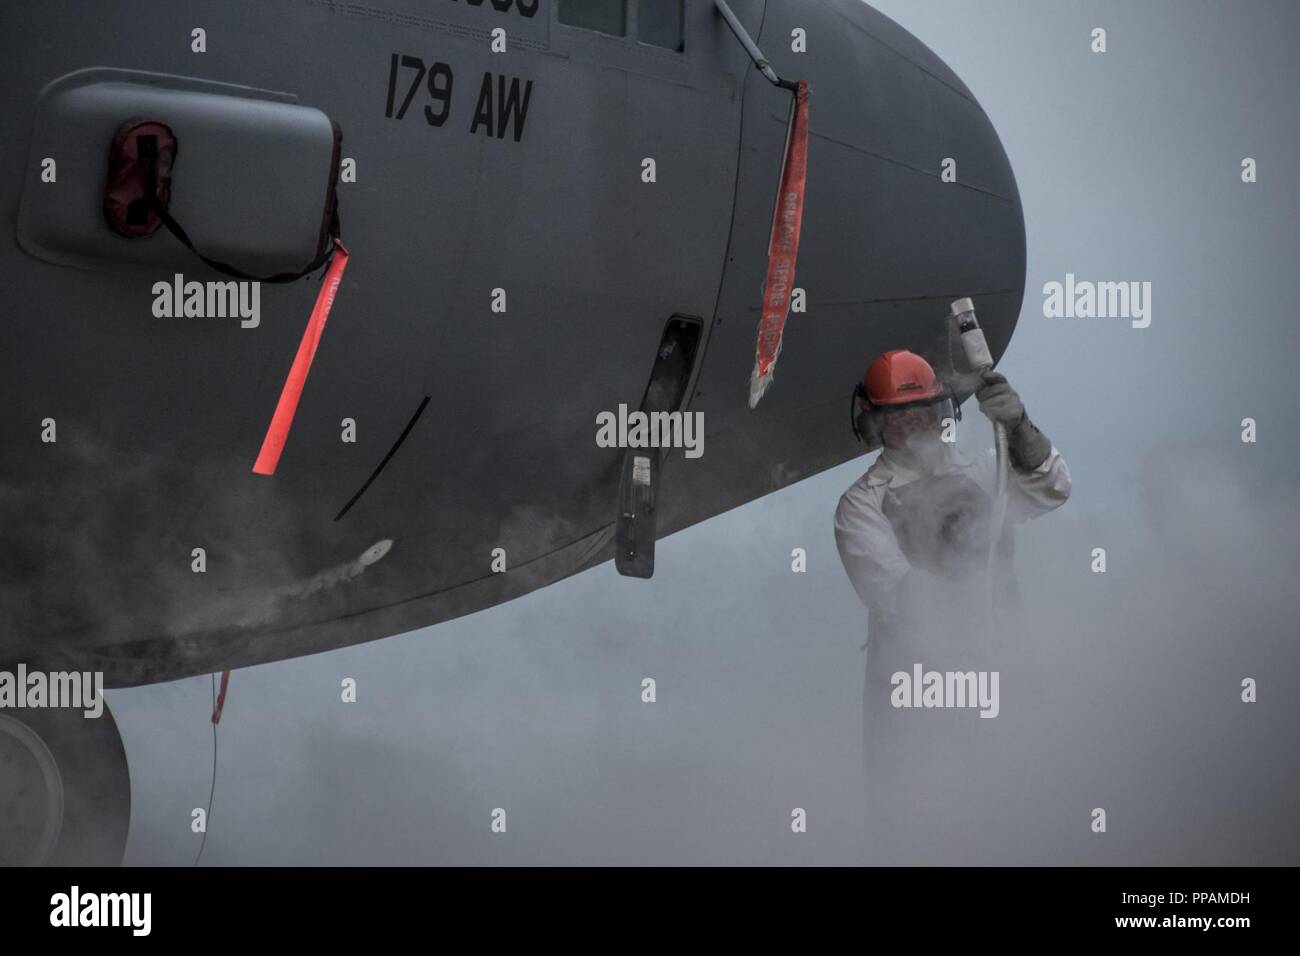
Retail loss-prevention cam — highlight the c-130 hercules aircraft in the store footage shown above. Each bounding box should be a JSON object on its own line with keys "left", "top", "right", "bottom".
{"left": 0, "top": 0, "right": 1024, "bottom": 864}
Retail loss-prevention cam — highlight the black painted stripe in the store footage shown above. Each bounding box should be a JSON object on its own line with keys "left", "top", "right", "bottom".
{"left": 333, "top": 396, "right": 431, "bottom": 521}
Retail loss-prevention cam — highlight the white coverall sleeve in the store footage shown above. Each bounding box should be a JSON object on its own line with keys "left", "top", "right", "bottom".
{"left": 834, "top": 484, "right": 912, "bottom": 612}
{"left": 970, "top": 444, "right": 1072, "bottom": 522}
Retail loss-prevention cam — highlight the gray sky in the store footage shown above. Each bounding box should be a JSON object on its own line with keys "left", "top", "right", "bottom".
{"left": 110, "top": 0, "right": 1300, "bottom": 865}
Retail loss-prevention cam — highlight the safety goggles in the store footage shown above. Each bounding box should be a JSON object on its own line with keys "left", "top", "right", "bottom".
{"left": 851, "top": 385, "right": 961, "bottom": 448}
{"left": 875, "top": 396, "right": 956, "bottom": 432}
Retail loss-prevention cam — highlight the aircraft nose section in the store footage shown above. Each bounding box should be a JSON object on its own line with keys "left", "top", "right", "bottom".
{"left": 840, "top": 19, "right": 1024, "bottom": 358}
{"left": 741, "top": 1, "right": 1027, "bottom": 383}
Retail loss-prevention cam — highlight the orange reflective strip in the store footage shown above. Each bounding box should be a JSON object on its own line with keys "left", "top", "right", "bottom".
{"left": 750, "top": 81, "right": 810, "bottom": 408}
{"left": 252, "top": 240, "right": 350, "bottom": 475}
{"left": 211, "top": 670, "right": 232, "bottom": 725}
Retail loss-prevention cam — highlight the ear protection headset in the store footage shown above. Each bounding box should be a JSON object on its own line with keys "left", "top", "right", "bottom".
{"left": 849, "top": 381, "right": 878, "bottom": 448}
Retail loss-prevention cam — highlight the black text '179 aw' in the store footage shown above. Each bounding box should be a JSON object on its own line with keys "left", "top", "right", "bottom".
{"left": 384, "top": 54, "right": 534, "bottom": 142}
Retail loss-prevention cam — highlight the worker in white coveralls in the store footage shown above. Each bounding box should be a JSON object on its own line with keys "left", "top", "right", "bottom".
{"left": 834, "top": 349, "right": 1070, "bottom": 863}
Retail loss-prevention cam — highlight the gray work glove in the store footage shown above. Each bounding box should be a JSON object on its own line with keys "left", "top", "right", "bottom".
{"left": 975, "top": 370, "right": 1052, "bottom": 470}
{"left": 975, "top": 370, "right": 1024, "bottom": 425}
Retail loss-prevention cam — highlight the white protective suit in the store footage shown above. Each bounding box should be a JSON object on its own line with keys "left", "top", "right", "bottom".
{"left": 834, "top": 440, "right": 1071, "bottom": 862}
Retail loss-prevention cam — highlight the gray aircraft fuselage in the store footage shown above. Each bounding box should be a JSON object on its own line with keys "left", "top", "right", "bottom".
{"left": 0, "top": 0, "right": 1024, "bottom": 687}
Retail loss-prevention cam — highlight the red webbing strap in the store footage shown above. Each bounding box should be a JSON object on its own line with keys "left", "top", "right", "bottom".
{"left": 252, "top": 239, "right": 351, "bottom": 475}
{"left": 211, "top": 670, "right": 232, "bottom": 725}
{"left": 749, "top": 80, "right": 810, "bottom": 408}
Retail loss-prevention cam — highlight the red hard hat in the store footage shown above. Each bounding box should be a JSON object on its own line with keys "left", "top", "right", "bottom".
{"left": 863, "top": 350, "right": 944, "bottom": 406}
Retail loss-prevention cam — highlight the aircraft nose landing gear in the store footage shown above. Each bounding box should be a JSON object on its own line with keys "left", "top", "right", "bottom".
{"left": 0, "top": 702, "right": 131, "bottom": 866}
{"left": 0, "top": 714, "right": 65, "bottom": 866}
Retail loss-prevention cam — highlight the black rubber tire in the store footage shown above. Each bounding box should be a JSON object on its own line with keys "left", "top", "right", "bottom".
{"left": 0, "top": 703, "right": 131, "bottom": 866}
